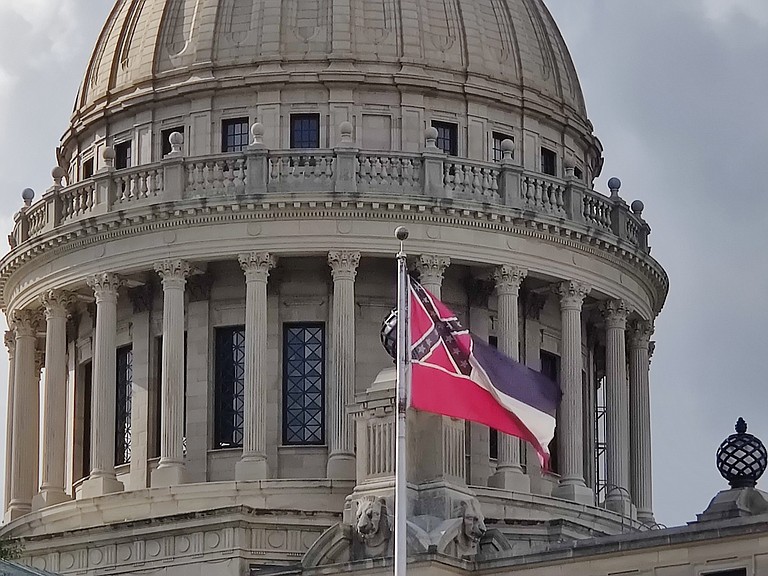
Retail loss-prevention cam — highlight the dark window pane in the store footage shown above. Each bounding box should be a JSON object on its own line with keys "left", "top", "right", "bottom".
{"left": 488, "top": 335, "right": 499, "bottom": 459}
{"left": 115, "top": 141, "right": 132, "bottom": 170}
{"left": 541, "top": 351, "right": 561, "bottom": 474}
{"left": 541, "top": 147, "right": 557, "bottom": 176}
{"left": 161, "top": 126, "right": 184, "bottom": 157}
{"left": 215, "top": 326, "right": 246, "bottom": 448}
{"left": 432, "top": 121, "right": 458, "bottom": 156}
{"left": 283, "top": 323, "right": 325, "bottom": 445}
{"left": 574, "top": 166, "right": 583, "bottom": 180}
{"left": 82, "top": 158, "right": 94, "bottom": 179}
{"left": 703, "top": 571, "right": 746, "bottom": 576}
{"left": 290, "top": 114, "right": 321, "bottom": 149}
{"left": 115, "top": 346, "right": 133, "bottom": 465}
{"left": 222, "top": 118, "right": 250, "bottom": 153}
{"left": 492, "top": 132, "right": 513, "bottom": 162}
{"left": 80, "top": 362, "right": 92, "bottom": 480}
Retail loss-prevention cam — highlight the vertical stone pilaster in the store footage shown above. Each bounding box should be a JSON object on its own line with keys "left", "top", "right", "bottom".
{"left": 629, "top": 319, "right": 654, "bottom": 523}
{"left": 34, "top": 291, "right": 75, "bottom": 508}
{"left": 551, "top": 281, "right": 594, "bottom": 505}
{"left": 326, "top": 250, "right": 360, "bottom": 480}
{"left": 4, "top": 330, "right": 15, "bottom": 514}
{"left": 6, "top": 310, "right": 40, "bottom": 521}
{"left": 237, "top": 252, "right": 277, "bottom": 481}
{"left": 185, "top": 278, "right": 211, "bottom": 484}
{"left": 80, "top": 274, "right": 124, "bottom": 499}
{"left": 602, "top": 299, "right": 631, "bottom": 515}
{"left": 488, "top": 265, "right": 530, "bottom": 492}
{"left": 151, "top": 260, "right": 190, "bottom": 487}
{"left": 127, "top": 286, "right": 153, "bottom": 490}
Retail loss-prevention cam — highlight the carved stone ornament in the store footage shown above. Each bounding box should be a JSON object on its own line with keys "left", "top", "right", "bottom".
{"left": 41, "top": 289, "right": 76, "bottom": 320}
{"left": 86, "top": 273, "right": 123, "bottom": 303}
{"left": 555, "top": 280, "right": 591, "bottom": 310}
{"left": 494, "top": 265, "right": 527, "bottom": 296}
{"left": 328, "top": 250, "right": 361, "bottom": 281}
{"left": 602, "top": 299, "right": 630, "bottom": 329}
{"left": 239, "top": 252, "right": 277, "bottom": 283}
{"left": 154, "top": 259, "right": 191, "bottom": 289}
{"left": 351, "top": 496, "right": 392, "bottom": 560}
{"left": 453, "top": 498, "right": 487, "bottom": 557}
{"left": 415, "top": 254, "right": 450, "bottom": 287}
{"left": 4, "top": 330, "right": 14, "bottom": 355}
{"left": 11, "top": 309, "right": 42, "bottom": 338}
{"left": 627, "top": 319, "right": 654, "bottom": 349}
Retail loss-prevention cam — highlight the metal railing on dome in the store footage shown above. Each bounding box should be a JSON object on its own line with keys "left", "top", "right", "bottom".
{"left": 9, "top": 144, "right": 650, "bottom": 254}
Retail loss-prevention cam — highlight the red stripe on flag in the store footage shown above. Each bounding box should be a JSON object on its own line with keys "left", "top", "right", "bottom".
{"left": 410, "top": 363, "right": 550, "bottom": 469}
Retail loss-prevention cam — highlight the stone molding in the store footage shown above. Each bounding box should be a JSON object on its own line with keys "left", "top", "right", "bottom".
{"left": 327, "top": 250, "right": 361, "bottom": 280}
{"left": 493, "top": 265, "right": 527, "bottom": 296}
{"left": 86, "top": 273, "right": 122, "bottom": 303}
{"left": 556, "top": 280, "right": 591, "bottom": 310}
{"left": 239, "top": 252, "right": 277, "bottom": 283}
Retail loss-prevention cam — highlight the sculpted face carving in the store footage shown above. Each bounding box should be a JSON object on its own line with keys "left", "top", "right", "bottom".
{"left": 456, "top": 499, "right": 486, "bottom": 548}
{"left": 355, "top": 496, "right": 387, "bottom": 542}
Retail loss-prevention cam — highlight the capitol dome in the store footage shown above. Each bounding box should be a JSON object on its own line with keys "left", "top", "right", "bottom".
{"left": 0, "top": 0, "right": 668, "bottom": 574}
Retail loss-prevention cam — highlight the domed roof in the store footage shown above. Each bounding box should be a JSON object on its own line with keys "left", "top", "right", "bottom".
{"left": 76, "top": 0, "right": 587, "bottom": 119}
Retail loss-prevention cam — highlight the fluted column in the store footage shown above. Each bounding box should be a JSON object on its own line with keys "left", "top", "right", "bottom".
{"left": 3, "top": 330, "right": 15, "bottom": 515}
{"left": 34, "top": 291, "right": 75, "bottom": 508}
{"left": 326, "top": 250, "right": 360, "bottom": 479}
{"left": 488, "top": 265, "right": 530, "bottom": 492}
{"left": 415, "top": 255, "right": 450, "bottom": 298}
{"left": 603, "top": 299, "right": 631, "bottom": 514}
{"left": 151, "top": 260, "right": 191, "bottom": 487}
{"left": 5, "top": 311, "right": 40, "bottom": 521}
{"left": 551, "top": 281, "right": 594, "bottom": 505}
{"left": 236, "top": 252, "right": 277, "bottom": 481}
{"left": 81, "top": 274, "right": 125, "bottom": 498}
{"left": 629, "top": 319, "right": 654, "bottom": 522}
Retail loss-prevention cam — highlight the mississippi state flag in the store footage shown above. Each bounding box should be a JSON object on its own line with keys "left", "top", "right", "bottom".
{"left": 409, "top": 277, "right": 561, "bottom": 469}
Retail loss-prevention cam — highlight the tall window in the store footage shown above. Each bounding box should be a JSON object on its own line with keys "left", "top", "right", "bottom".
{"left": 115, "top": 140, "right": 132, "bottom": 170}
{"left": 77, "top": 362, "right": 93, "bottom": 481}
{"left": 222, "top": 118, "right": 249, "bottom": 153}
{"left": 82, "top": 157, "right": 94, "bottom": 179}
{"left": 541, "top": 351, "right": 560, "bottom": 474}
{"left": 115, "top": 346, "right": 133, "bottom": 466}
{"left": 214, "top": 327, "right": 246, "bottom": 449}
{"left": 161, "top": 126, "right": 185, "bottom": 157}
{"left": 541, "top": 147, "right": 557, "bottom": 176}
{"left": 290, "top": 114, "right": 321, "bottom": 149}
{"left": 283, "top": 323, "right": 325, "bottom": 445}
{"left": 432, "top": 121, "right": 458, "bottom": 156}
{"left": 492, "top": 132, "right": 513, "bottom": 162}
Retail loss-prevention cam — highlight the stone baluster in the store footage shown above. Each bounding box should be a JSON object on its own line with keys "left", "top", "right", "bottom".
{"left": 629, "top": 319, "right": 654, "bottom": 523}
{"left": 602, "top": 299, "right": 631, "bottom": 514}
{"left": 3, "top": 331, "right": 15, "bottom": 514}
{"left": 326, "top": 250, "right": 361, "bottom": 480}
{"left": 34, "top": 290, "right": 75, "bottom": 508}
{"left": 6, "top": 311, "right": 41, "bottom": 521}
{"left": 489, "top": 265, "right": 530, "bottom": 492}
{"left": 236, "top": 252, "right": 277, "bottom": 480}
{"left": 551, "top": 281, "right": 594, "bottom": 505}
{"left": 152, "top": 260, "right": 191, "bottom": 487}
{"left": 81, "top": 274, "right": 124, "bottom": 498}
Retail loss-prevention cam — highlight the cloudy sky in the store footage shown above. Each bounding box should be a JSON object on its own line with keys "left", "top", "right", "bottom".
{"left": 0, "top": 0, "right": 767, "bottom": 529}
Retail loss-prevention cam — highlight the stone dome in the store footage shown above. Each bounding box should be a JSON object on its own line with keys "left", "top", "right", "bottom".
{"left": 76, "top": 0, "right": 587, "bottom": 121}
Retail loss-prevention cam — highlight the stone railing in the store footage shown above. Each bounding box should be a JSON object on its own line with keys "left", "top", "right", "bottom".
{"left": 8, "top": 136, "right": 650, "bottom": 253}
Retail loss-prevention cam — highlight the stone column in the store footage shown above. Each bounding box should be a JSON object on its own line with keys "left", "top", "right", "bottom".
{"left": 4, "top": 331, "right": 16, "bottom": 514}
{"left": 127, "top": 286, "right": 153, "bottom": 490}
{"left": 326, "top": 250, "right": 360, "bottom": 480}
{"left": 34, "top": 290, "right": 75, "bottom": 508}
{"left": 488, "top": 265, "right": 530, "bottom": 492}
{"left": 81, "top": 274, "right": 124, "bottom": 498}
{"left": 152, "top": 260, "right": 190, "bottom": 487}
{"left": 551, "top": 281, "right": 594, "bottom": 505}
{"left": 237, "top": 252, "right": 277, "bottom": 481}
{"left": 602, "top": 299, "right": 631, "bottom": 515}
{"left": 415, "top": 255, "right": 450, "bottom": 298}
{"left": 629, "top": 319, "right": 654, "bottom": 523}
{"left": 6, "top": 311, "right": 40, "bottom": 521}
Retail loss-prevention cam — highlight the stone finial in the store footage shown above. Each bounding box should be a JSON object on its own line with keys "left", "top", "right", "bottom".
{"left": 425, "top": 127, "right": 439, "bottom": 151}
{"left": 250, "top": 122, "right": 265, "bottom": 147}
{"left": 501, "top": 138, "right": 514, "bottom": 162}
{"left": 608, "top": 176, "right": 622, "bottom": 199}
{"left": 339, "top": 121, "right": 354, "bottom": 145}
{"left": 51, "top": 166, "right": 67, "bottom": 188}
{"left": 631, "top": 199, "right": 645, "bottom": 216}
{"left": 564, "top": 155, "right": 576, "bottom": 178}
{"left": 167, "top": 131, "right": 184, "bottom": 157}
{"left": 21, "top": 188, "right": 35, "bottom": 207}
{"left": 102, "top": 146, "right": 115, "bottom": 169}
{"left": 716, "top": 418, "right": 767, "bottom": 489}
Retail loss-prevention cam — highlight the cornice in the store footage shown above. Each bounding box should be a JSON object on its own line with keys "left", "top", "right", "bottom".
{"left": 0, "top": 196, "right": 669, "bottom": 315}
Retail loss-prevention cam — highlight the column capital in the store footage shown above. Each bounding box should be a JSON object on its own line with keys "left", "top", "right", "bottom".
{"left": 555, "top": 280, "right": 591, "bottom": 310}
{"left": 11, "top": 309, "right": 42, "bottom": 338}
{"left": 328, "top": 250, "right": 361, "bottom": 281}
{"left": 41, "top": 290, "right": 76, "bottom": 320}
{"left": 154, "top": 259, "right": 191, "bottom": 290}
{"left": 416, "top": 254, "right": 450, "bottom": 285}
{"left": 602, "top": 299, "right": 630, "bottom": 329}
{"left": 86, "top": 273, "right": 123, "bottom": 303}
{"left": 627, "top": 319, "right": 654, "bottom": 350}
{"left": 239, "top": 252, "right": 278, "bottom": 283}
{"left": 494, "top": 265, "right": 527, "bottom": 296}
{"left": 4, "top": 330, "right": 14, "bottom": 355}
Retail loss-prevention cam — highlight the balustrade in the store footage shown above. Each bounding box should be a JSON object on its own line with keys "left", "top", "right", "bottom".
{"left": 114, "top": 166, "right": 163, "bottom": 205}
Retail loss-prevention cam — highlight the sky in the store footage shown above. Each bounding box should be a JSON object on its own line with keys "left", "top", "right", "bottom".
{"left": 0, "top": 0, "right": 767, "bottom": 529}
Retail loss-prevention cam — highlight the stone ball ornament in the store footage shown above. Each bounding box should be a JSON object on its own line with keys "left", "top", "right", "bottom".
{"left": 21, "top": 188, "right": 35, "bottom": 206}
{"left": 380, "top": 309, "right": 398, "bottom": 361}
{"left": 631, "top": 200, "right": 645, "bottom": 216}
{"left": 716, "top": 418, "right": 767, "bottom": 489}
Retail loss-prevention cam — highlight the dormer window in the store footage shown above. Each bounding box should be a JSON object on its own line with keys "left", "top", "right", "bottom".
{"left": 222, "top": 118, "right": 249, "bottom": 153}
{"left": 290, "top": 114, "right": 321, "bottom": 149}
{"left": 82, "top": 157, "right": 94, "bottom": 179}
{"left": 541, "top": 147, "right": 557, "bottom": 176}
{"left": 432, "top": 121, "right": 458, "bottom": 156}
{"left": 115, "top": 140, "right": 132, "bottom": 170}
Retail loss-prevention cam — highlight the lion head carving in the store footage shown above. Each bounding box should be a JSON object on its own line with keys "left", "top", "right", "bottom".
{"left": 454, "top": 498, "right": 486, "bottom": 551}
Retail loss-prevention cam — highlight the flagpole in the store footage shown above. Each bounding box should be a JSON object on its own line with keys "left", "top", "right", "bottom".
{"left": 394, "top": 226, "right": 410, "bottom": 576}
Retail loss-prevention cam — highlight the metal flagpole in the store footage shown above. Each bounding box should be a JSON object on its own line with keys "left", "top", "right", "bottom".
{"left": 394, "top": 226, "right": 410, "bottom": 576}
